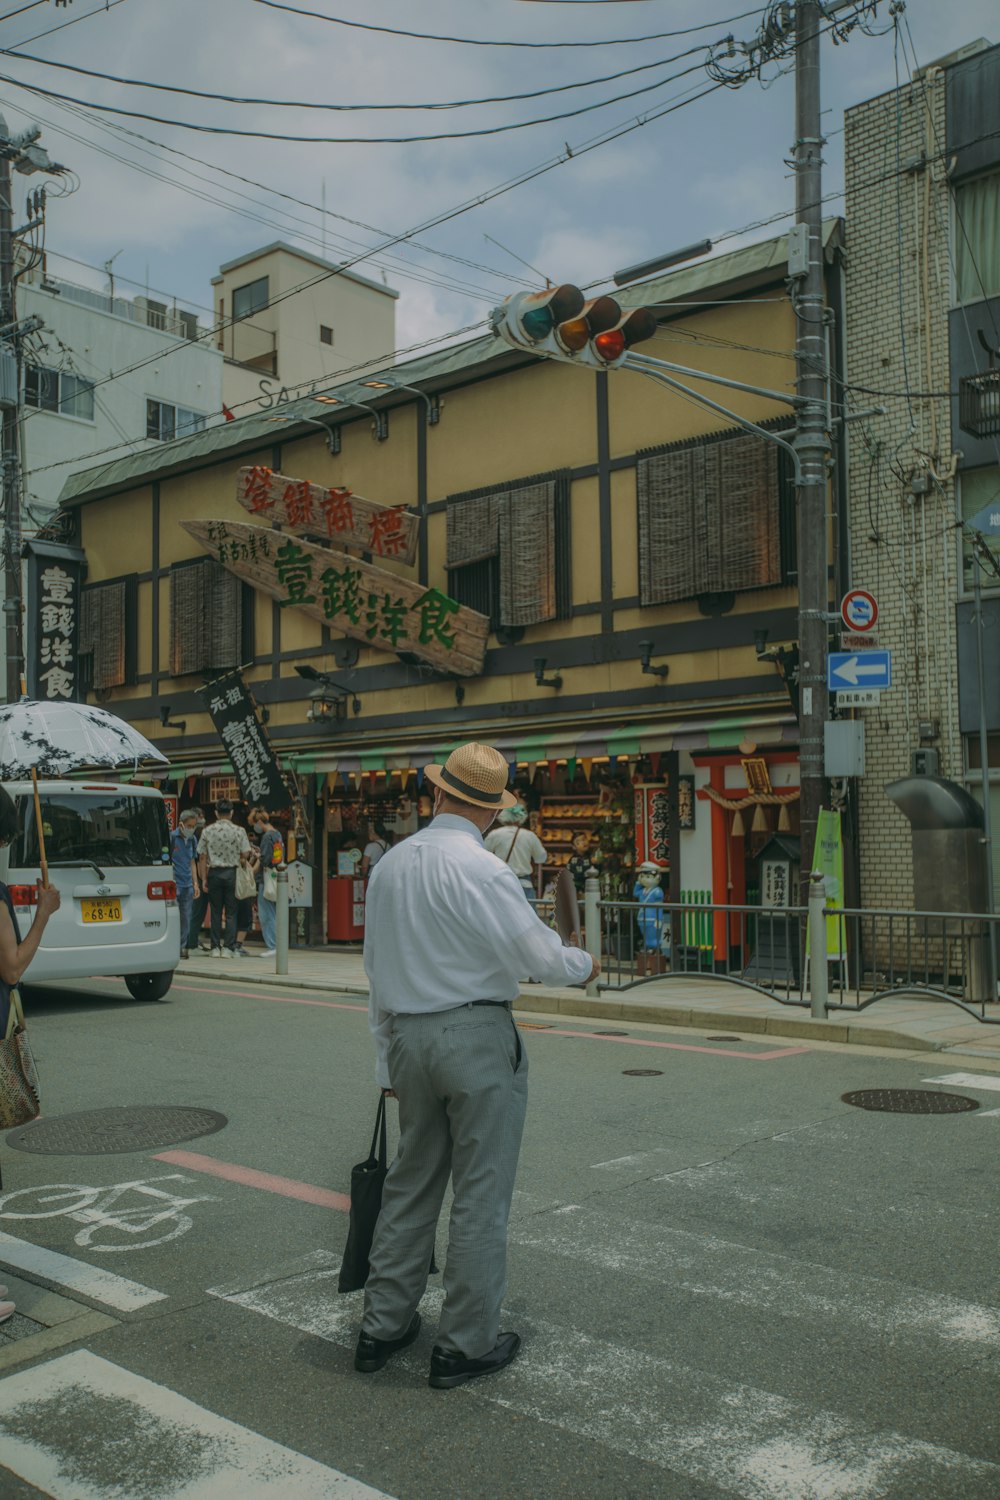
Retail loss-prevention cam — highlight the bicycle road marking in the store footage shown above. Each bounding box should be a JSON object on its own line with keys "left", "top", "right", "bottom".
{"left": 0, "top": 1350, "right": 393, "bottom": 1499}
{"left": 0, "top": 1231, "right": 166, "bottom": 1311}
{"left": 0, "top": 1175, "right": 218, "bottom": 1255}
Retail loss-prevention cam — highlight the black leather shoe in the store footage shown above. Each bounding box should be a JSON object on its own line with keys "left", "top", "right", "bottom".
{"left": 428, "top": 1331, "right": 521, "bottom": 1389}
{"left": 354, "top": 1312, "right": 421, "bottom": 1373}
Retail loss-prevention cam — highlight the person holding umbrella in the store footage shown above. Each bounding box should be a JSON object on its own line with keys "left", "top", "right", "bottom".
{"left": 0, "top": 783, "right": 60, "bottom": 1324}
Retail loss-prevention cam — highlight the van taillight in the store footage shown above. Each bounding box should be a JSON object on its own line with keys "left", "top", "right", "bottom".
{"left": 147, "top": 880, "right": 177, "bottom": 901}
{"left": 8, "top": 885, "right": 37, "bottom": 907}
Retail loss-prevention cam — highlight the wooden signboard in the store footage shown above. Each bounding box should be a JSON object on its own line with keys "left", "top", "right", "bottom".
{"left": 236, "top": 466, "right": 419, "bottom": 567}
{"left": 182, "top": 518, "right": 488, "bottom": 677}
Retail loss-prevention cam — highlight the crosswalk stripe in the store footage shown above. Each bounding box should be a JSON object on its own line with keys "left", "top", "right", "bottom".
{"left": 923, "top": 1071, "right": 1000, "bottom": 1093}
{"left": 508, "top": 1200, "right": 1000, "bottom": 1351}
{"left": 0, "top": 1350, "right": 393, "bottom": 1499}
{"left": 0, "top": 1230, "right": 166, "bottom": 1312}
{"left": 208, "top": 1269, "right": 997, "bottom": 1499}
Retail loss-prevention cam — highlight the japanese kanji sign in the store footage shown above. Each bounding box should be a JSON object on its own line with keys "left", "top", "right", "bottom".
{"left": 182, "top": 518, "right": 489, "bottom": 677}
{"left": 235, "top": 466, "right": 419, "bottom": 566}
{"left": 196, "top": 670, "right": 292, "bottom": 812}
{"left": 25, "top": 540, "right": 85, "bottom": 702}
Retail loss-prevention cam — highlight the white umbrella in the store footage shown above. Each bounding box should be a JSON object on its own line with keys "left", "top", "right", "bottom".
{"left": 0, "top": 700, "right": 170, "bottom": 884}
{"left": 0, "top": 700, "right": 169, "bottom": 781}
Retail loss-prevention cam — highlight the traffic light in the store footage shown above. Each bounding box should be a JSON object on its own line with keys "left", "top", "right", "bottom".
{"left": 491, "top": 284, "right": 658, "bottom": 370}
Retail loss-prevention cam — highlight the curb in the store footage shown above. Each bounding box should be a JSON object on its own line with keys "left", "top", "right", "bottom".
{"left": 178, "top": 961, "right": 948, "bottom": 1054}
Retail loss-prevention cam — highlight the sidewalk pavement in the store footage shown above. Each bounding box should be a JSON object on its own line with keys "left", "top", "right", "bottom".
{"left": 178, "top": 943, "right": 1000, "bottom": 1065}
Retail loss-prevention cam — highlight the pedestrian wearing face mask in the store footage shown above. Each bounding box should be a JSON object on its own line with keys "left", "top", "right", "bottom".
{"left": 484, "top": 800, "right": 548, "bottom": 902}
{"left": 356, "top": 743, "right": 598, "bottom": 1389}
{"left": 170, "top": 808, "right": 202, "bottom": 960}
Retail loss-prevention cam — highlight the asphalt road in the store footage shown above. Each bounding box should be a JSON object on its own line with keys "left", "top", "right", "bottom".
{"left": 0, "top": 972, "right": 999, "bottom": 1499}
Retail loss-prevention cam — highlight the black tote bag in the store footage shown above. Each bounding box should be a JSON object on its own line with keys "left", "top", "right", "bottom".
{"left": 338, "top": 1093, "right": 389, "bottom": 1293}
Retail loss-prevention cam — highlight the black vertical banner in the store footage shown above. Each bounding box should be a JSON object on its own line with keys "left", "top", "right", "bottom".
{"left": 197, "top": 670, "right": 291, "bottom": 811}
{"left": 25, "top": 540, "right": 86, "bottom": 701}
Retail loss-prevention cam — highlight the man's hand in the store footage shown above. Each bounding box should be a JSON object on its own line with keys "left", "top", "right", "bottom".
{"left": 381, "top": 1087, "right": 397, "bottom": 1100}
{"left": 588, "top": 954, "right": 601, "bottom": 981}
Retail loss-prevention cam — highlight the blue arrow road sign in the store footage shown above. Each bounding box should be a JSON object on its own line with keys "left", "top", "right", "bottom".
{"left": 828, "top": 649, "right": 892, "bottom": 691}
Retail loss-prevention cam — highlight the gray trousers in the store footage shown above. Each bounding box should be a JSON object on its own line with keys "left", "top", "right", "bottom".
{"left": 362, "top": 1002, "right": 528, "bottom": 1359}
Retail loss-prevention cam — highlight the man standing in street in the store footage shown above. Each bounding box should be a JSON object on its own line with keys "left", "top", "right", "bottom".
{"left": 197, "top": 799, "right": 251, "bottom": 958}
{"left": 170, "top": 809, "right": 201, "bottom": 960}
{"left": 354, "top": 742, "right": 599, "bottom": 1388}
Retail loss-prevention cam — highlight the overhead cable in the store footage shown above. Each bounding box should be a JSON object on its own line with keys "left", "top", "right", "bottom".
{"left": 0, "top": 57, "right": 712, "bottom": 142}
{"left": 249, "top": 0, "right": 766, "bottom": 48}
{"left": 2, "top": 41, "right": 711, "bottom": 112}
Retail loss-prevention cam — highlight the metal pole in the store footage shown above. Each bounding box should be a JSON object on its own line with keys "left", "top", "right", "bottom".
{"left": 0, "top": 139, "right": 23, "bottom": 704}
{"left": 584, "top": 865, "right": 601, "bottom": 998}
{"left": 973, "top": 561, "right": 998, "bottom": 998}
{"left": 793, "top": 0, "right": 831, "bottom": 899}
{"left": 808, "top": 872, "right": 828, "bottom": 1019}
{"left": 275, "top": 865, "right": 289, "bottom": 975}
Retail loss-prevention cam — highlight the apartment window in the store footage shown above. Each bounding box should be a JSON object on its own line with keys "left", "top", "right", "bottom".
{"left": 636, "top": 424, "right": 794, "bottom": 606}
{"left": 146, "top": 399, "right": 207, "bottom": 442}
{"left": 232, "top": 275, "right": 269, "bottom": 321}
{"left": 24, "top": 364, "right": 95, "bottom": 422}
{"left": 954, "top": 171, "right": 1000, "bottom": 304}
{"left": 959, "top": 465, "right": 1000, "bottom": 593}
{"left": 446, "top": 472, "right": 571, "bottom": 630}
{"left": 320, "top": 324, "right": 334, "bottom": 345}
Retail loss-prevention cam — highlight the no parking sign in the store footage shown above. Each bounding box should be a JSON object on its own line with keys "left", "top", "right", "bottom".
{"left": 841, "top": 589, "right": 878, "bottom": 633}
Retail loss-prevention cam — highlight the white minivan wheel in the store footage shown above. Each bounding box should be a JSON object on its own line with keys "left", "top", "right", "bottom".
{"left": 124, "top": 972, "right": 173, "bottom": 1002}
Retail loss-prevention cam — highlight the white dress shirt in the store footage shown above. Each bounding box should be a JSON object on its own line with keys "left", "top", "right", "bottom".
{"left": 364, "top": 813, "right": 592, "bottom": 1087}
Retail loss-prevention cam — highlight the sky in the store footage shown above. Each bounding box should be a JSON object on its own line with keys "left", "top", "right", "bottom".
{"left": 0, "top": 0, "right": 995, "bottom": 385}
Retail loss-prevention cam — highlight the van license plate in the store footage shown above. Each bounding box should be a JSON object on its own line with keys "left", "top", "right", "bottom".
{"left": 81, "top": 899, "right": 122, "bottom": 923}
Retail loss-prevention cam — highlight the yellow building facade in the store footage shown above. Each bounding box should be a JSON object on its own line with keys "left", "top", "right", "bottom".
{"left": 57, "top": 225, "right": 843, "bottom": 942}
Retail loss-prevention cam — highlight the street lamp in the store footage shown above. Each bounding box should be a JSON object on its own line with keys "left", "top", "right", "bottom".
{"left": 266, "top": 411, "right": 340, "bottom": 454}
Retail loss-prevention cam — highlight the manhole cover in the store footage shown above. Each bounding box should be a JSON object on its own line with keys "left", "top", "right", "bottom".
{"left": 841, "top": 1089, "right": 979, "bottom": 1115}
{"left": 622, "top": 1069, "right": 663, "bottom": 1077}
{"left": 7, "top": 1105, "right": 228, "bottom": 1156}
{"left": 594, "top": 1030, "right": 629, "bottom": 1037}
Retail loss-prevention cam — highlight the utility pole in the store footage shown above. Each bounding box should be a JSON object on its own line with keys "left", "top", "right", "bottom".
{"left": 0, "top": 115, "right": 67, "bottom": 702}
{"left": 791, "top": 0, "right": 832, "bottom": 894}
{"left": 0, "top": 136, "right": 22, "bottom": 703}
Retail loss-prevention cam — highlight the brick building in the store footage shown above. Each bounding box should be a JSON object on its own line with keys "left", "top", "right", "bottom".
{"left": 844, "top": 37, "right": 1000, "bottom": 912}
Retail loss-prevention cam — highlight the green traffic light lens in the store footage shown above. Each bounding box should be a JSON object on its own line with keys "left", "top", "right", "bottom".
{"left": 521, "top": 307, "right": 554, "bottom": 342}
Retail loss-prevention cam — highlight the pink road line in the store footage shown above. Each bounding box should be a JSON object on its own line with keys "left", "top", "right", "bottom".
{"left": 153, "top": 1149, "right": 351, "bottom": 1212}
{"left": 170, "top": 982, "right": 367, "bottom": 1013}
{"left": 171, "top": 981, "right": 807, "bottom": 1061}
{"left": 535, "top": 1028, "right": 809, "bottom": 1061}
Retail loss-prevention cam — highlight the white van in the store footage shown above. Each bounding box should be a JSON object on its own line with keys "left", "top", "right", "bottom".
{"left": 0, "top": 779, "right": 180, "bottom": 1001}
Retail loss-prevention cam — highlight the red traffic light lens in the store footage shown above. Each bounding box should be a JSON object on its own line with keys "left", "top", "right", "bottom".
{"left": 593, "top": 329, "right": 626, "bottom": 363}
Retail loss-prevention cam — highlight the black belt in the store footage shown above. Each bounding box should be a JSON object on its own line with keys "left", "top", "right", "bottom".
{"left": 469, "top": 999, "right": 512, "bottom": 1010}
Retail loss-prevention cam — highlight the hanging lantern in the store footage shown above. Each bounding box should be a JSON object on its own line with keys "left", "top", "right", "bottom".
{"left": 648, "top": 751, "right": 662, "bottom": 781}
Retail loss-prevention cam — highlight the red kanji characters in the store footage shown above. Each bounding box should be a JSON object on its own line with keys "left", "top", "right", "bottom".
{"left": 243, "top": 465, "right": 275, "bottom": 514}
{"left": 283, "top": 479, "right": 316, "bottom": 530}
{"left": 368, "top": 505, "right": 408, "bottom": 558}
{"left": 320, "top": 487, "right": 354, "bottom": 537}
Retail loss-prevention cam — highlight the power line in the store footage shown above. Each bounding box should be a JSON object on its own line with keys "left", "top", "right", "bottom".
{"left": 249, "top": 0, "right": 766, "bottom": 48}
{"left": 0, "top": 0, "right": 45, "bottom": 23}
{"left": 5, "top": 0, "right": 129, "bottom": 49}
{"left": 3, "top": 40, "right": 713, "bottom": 113}
{"left": 0, "top": 55, "right": 714, "bottom": 143}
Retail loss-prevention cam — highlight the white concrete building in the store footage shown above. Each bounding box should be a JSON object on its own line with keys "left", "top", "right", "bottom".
{"left": 17, "top": 266, "right": 223, "bottom": 520}
{"left": 210, "top": 242, "right": 399, "bottom": 419}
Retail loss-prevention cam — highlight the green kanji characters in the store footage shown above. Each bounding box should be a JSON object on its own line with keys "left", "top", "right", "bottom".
{"left": 275, "top": 538, "right": 315, "bottom": 608}
{"left": 320, "top": 563, "right": 363, "bottom": 626}
{"left": 414, "top": 587, "right": 459, "bottom": 650}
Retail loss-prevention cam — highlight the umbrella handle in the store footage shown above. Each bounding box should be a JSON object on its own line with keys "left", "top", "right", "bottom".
{"left": 30, "top": 767, "right": 49, "bottom": 889}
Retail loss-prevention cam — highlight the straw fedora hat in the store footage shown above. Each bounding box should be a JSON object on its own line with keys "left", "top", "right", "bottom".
{"left": 423, "top": 742, "right": 518, "bottom": 811}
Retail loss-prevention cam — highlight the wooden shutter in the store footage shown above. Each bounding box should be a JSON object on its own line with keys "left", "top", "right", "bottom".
{"left": 446, "top": 475, "right": 566, "bottom": 629}
{"left": 79, "top": 581, "right": 127, "bottom": 690}
{"left": 496, "top": 481, "right": 557, "bottom": 627}
{"left": 170, "top": 559, "right": 243, "bottom": 676}
{"left": 638, "top": 432, "right": 780, "bottom": 605}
